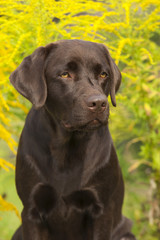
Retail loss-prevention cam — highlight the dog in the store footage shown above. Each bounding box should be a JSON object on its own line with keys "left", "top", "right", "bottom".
{"left": 10, "top": 40, "right": 136, "bottom": 240}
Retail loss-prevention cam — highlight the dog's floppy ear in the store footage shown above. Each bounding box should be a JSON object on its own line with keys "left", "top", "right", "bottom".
{"left": 9, "top": 43, "right": 54, "bottom": 108}
{"left": 103, "top": 45, "right": 122, "bottom": 107}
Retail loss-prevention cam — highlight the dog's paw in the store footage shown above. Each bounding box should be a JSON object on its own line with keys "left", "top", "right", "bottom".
{"left": 28, "top": 183, "right": 57, "bottom": 223}
{"left": 62, "top": 188, "right": 103, "bottom": 219}
{"left": 120, "top": 233, "right": 137, "bottom": 240}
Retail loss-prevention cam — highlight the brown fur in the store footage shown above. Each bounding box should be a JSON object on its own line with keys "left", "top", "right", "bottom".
{"left": 10, "top": 40, "right": 136, "bottom": 240}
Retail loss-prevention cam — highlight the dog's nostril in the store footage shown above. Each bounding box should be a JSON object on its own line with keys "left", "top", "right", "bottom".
{"left": 101, "top": 102, "right": 106, "bottom": 107}
{"left": 91, "top": 101, "right": 106, "bottom": 108}
{"left": 86, "top": 95, "right": 107, "bottom": 112}
{"left": 92, "top": 102, "right": 96, "bottom": 107}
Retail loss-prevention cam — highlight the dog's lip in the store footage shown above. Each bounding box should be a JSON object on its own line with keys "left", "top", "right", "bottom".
{"left": 90, "top": 119, "right": 100, "bottom": 125}
{"left": 62, "top": 121, "right": 72, "bottom": 129}
{"left": 62, "top": 119, "right": 103, "bottom": 130}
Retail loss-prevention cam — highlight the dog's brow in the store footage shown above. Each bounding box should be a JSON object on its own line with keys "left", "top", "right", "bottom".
{"left": 67, "top": 61, "right": 78, "bottom": 71}
{"left": 93, "top": 63, "right": 102, "bottom": 73}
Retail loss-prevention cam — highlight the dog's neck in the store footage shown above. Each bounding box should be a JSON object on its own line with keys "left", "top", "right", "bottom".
{"left": 44, "top": 105, "right": 95, "bottom": 143}
{"left": 43, "top": 106, "right": 112, "bottom": 169}
{"left": 26, "top": 107, "right": 113, "bottom": 194}
{"left": 43, "top": 105, "right": 111, "bottom": 146}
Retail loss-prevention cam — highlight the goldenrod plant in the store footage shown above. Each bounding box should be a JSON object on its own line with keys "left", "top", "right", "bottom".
{"left": 0, "top": 0, "right": 160, "bottom": 239}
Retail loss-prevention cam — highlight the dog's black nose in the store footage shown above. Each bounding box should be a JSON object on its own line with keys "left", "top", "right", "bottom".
{"left": 86, "top": 95, "right": 107, "bottom": 112}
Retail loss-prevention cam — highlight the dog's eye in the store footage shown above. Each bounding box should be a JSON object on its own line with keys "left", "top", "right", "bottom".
{"left": 100, "top": 72, "right": 108, "bottom": 78}
{"left": 60, "top": 72, "right": 70, "bottom": 78}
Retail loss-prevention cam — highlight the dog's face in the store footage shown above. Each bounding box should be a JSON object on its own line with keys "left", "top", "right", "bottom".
{"left": 10, "top": 40, "right": 121, "bottom": 132}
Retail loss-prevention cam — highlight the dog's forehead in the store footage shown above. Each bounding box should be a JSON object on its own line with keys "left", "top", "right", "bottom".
{"left": 56, "top": 39, "right": 103, "bottom": 52}
{"left": 48, "top": 40, "right": 107, "bottom": 66}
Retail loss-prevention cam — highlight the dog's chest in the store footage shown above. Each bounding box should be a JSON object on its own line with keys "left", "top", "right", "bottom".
{"left": 49, "top": 135, "right": 110, "bottom": 196}
{"left": 49, "top": 142, "right": 86, "bottom": 196}
{"left": 52, "top": 165, "right": 83, "bottom": 196}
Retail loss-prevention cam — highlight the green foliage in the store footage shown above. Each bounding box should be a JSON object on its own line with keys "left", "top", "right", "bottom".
{"left": 0, "top": 0, "right": 160, "bottom": 239}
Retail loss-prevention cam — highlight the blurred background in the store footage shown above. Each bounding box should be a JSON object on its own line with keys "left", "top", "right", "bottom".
{"left": 0, "top": 0, "right": 160, "bottom": 239}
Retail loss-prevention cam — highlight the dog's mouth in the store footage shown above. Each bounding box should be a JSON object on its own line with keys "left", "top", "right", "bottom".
{"left": 62, "top": 118, "right": 108, "bottom": 132}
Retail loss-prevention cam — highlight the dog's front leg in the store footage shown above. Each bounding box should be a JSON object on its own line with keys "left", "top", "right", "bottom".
{"left": 28, "top": 183, "right": 57, "bottom": 223}
{"left": 62, "top": 190, "right": 115, "bottom": 240}
{"left": 19, "top": 183, "right": 58, "bottom": 240}
{"left": 62, "top": 188, "right": 104, "bottom": 219}
{"left": 93, "top": 213, "right": 114, "bottom": 240}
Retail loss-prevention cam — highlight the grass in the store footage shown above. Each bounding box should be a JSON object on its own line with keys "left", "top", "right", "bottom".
{"left": 0, "top": 170, "right": 22, "bottom": 240}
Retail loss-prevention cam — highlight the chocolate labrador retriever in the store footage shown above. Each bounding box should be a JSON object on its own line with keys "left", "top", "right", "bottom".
{"left": 10, "top": 40, "right": 136, "bottom": 240}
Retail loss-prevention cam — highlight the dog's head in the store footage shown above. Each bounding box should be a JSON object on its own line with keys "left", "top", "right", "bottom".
{"left": 10, "top": 40, "right": 121, "bottom": 132}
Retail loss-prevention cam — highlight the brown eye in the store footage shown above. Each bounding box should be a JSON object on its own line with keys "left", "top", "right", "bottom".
{"left": 60, "top": 72, "right": 70, "bottom": 78}
{"left": 100, "top": 72, "right": 108, "bottom": 78}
